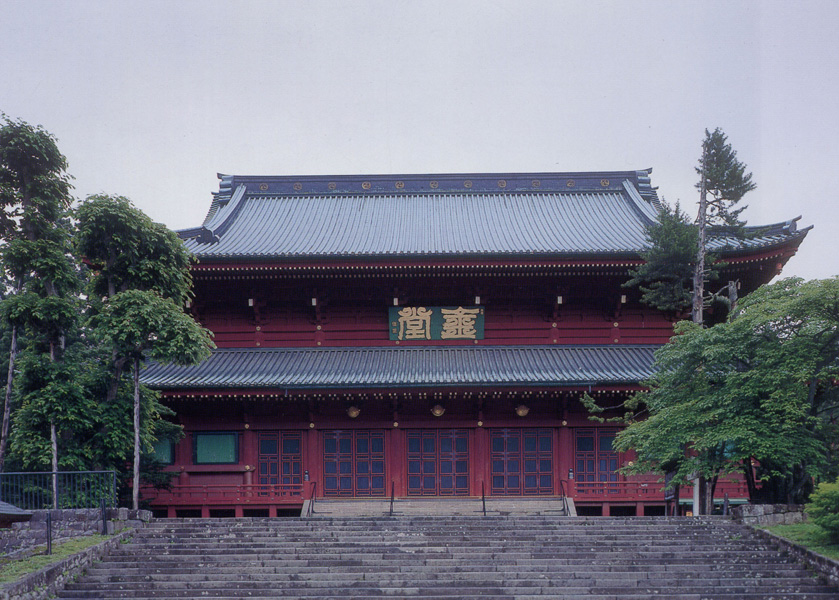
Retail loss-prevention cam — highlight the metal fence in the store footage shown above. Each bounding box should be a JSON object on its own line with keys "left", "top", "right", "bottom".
{"left": 0, "top": 471, "right": 117, "bottom": 510}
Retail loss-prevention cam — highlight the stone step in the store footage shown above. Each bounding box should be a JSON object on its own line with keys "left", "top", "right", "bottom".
{"left": 308, "top": 496, "right": 570, "bottom": 517}
{"left": 57, "top": 515, "right": 839, "bottom": 599}
{"left": 78, "top": 568, "right": 815, "bottom": 582}
{"left": 86, "top": 563, "right": 810, "bottom": 575}
{"left": 57, "top": 586, "right": 839, "bottom": 599}
{"left": 57, "top": 595, "right": 839, "bottom": 600}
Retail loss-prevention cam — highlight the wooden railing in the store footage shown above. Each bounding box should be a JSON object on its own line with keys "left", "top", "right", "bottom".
{"left": 571, "top": 479, "right": 749, "bottom": 501}
{"left": 143, "top": 482, "right": 306, "bottom": 505}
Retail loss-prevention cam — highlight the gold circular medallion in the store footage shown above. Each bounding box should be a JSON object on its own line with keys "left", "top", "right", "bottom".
{"left": 464, "top": 180, "right": 473, "bottom": 188}
{"left": 498, "top": 180, "right": 507, "bottom": 188}
{"left": 259, "top": 183, "right": 269, "bottom": 191}
{"left": 293, "top": 182, "right": 303, "bottom": 191}
{"left": 601, "top": 179, "right": 610, "bottom": 187}
{"left": 566, "top": 180, "right": 576, "bottom": 188}
{"left": 395, "top": 181, "right": 405, "bottom": 189}
{"left": 328, "top": 182, "right": 337, "bottom": 190}
{"left": 430, "top": 180, "right": 439, "bottom": 189}
{"left": 362, "top": 181, "right": 372, "bottom": 190}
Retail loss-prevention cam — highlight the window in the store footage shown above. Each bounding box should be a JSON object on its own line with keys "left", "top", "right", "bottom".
{"left": 152, "top": 439, "right": 174, "bottom": 464}
{"left": 193, "top": 432, "right": 239, "bottom": 464}
{"left": 575, "top": 429, "right": 619, "bottom": 483}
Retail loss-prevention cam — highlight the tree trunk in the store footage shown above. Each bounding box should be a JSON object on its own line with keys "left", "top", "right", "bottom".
{"left": 743, "top": 459, "right": 758, "bottom": 502}
{"left": 692, "top": 145, "right": 710, "bottom": 513}
{"left": 105, "top": 356, "right": 128, "bottom": 404}
{"left": 0, "top": 324, "right": 19, "bottom": 473}
{"left": 693, "top": 149, "right": 708, "bottom": 325}
{"left": 133, "top": 356, "right": 141, "bottom": 511}
{"left": 51, "top": 420, "right": 58, "bottom": 509}
{"left": 706, "top": 473, "right": 719, "bottom": 515}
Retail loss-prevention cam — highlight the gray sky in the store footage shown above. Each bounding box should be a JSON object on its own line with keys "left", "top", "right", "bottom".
{"left": 2, "top": 1, "right": 837, "bottom": 280}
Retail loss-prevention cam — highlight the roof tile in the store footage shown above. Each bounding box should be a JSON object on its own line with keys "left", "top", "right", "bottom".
{"left": 141, "top": 345, "right": 659, "bottom": 390}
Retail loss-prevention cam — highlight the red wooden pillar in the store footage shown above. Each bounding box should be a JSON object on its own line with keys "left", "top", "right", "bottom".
{"left": 473, "top": 424, "right": 488, "bottom": 497}
{"left": 557, "top": 423, "right": 573, "bottom": 497}
{"left": 389, "top": 426, "right": 406, "bottom": 497}
{"left": 305, "top": 425, "right": 320, "bottom": 498}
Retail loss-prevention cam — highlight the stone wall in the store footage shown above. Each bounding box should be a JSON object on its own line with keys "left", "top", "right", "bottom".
{"left": 0, "top": 528, "right": 135, "bottom": 600}
{"left": 732, "top": 503, "right": 806, "bottom": 526}
{"left": 751, "top": 527, "right": 839, "bottom": 587}
{"left": 0, "top": 508, "right": 150, "bottom": 559}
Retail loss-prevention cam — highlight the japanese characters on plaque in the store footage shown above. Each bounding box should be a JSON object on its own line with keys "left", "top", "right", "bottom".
{"left": 389, "top": 306, "right": 485, "bottom": 341}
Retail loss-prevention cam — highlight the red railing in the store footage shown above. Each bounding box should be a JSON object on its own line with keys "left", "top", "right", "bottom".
{"left": 143, "top": 482, "right": 306, "bottom": 506}
{"left": 572, "top": 481, "right": 663, "bottom": 500}
{"left": 571, "top": 479, "right": 749, "bottom": 502}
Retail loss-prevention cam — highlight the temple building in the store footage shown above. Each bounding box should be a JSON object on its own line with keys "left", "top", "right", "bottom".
{"left": 140, "top": 170, "right": 809, "bottom": 518}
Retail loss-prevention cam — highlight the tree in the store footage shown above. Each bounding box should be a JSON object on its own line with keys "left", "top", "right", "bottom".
{"left": 97, "top": 290, "right": 213, "bottom": 509}
{"left": 683, "top": 128, "right": 758, "bottom": 513}
{"left": 693, "top": 128, "right": 756, "bottom": 324}
{"left": 77, "top": 195, "right": 213, "bottom": 509}
{"left": 0, "top": 117, "right": 75, "bottom": 475}
{"left": 615, "top": 277, "right": 839, "bottom": 506}
{"left": 624, "top": 201, "right": 699, "bottom": 313}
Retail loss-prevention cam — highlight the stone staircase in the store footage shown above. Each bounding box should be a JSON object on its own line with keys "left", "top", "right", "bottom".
{"left": 58, "top": 515, "right": 839, "bottom": 599}
{"left": 308, "top": 496, "right": 574, "bottom": 517}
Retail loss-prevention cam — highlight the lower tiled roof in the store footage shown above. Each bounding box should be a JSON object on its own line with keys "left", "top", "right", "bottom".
{"left": 141, "top": 345, "right": 659, "bottom": 390}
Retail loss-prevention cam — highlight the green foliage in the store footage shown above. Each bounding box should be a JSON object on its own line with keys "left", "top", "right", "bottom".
{"left": 625, "top": 201, "right": 700, "bottom": 312}
{"left": 76, "top": 193, "right": 213, "bottom": 508}
{"left": 96, "top": 289, "right": 213, "bottom": 365}
{"left": 0, "top": 116, "right": 78, "bottom": 475}
{"left": 696, "top": 128, "right": 756, "bottom": 229}
{"left": 0, "top": 116, "right": 73, "bottom": 241}
{"left": 76, "top": 195, "right": 193, "bottom": 303}
{"left": 0, "top": 119, "right": 210, "bottom": 498}
{"left": 614, "top": 277, "right": 839, "bottom": 503}
{"left": 807, "top": 478, "right": 839, "bottom": 542}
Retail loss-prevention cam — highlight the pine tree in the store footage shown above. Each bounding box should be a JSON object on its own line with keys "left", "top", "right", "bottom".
{"left": 624, "top": 201, "right": 699, "bottom": 313}
{"left": 693, "top": 128, "right": 756, "bottom": 324}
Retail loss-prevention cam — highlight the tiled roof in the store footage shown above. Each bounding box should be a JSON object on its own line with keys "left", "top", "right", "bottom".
{"left": 141, "top": 345, "right": 659, "bottom": 390}
{"left": 179, "top": 170, "right": 808, "bottom": 261}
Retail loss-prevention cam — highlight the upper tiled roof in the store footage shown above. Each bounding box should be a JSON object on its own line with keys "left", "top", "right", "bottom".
{"left": 141, "top": 345, "right": 658, "bottom": 390}
{"left": 178, "top": 170, "right": 808, "bottom": 261}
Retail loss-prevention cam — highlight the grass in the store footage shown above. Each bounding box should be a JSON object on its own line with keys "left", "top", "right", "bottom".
{"left": 0, "top": 534, "right": 112, "bottom": 585}
{"left": 763, "top": 522, "right": 839, "bottom": 561}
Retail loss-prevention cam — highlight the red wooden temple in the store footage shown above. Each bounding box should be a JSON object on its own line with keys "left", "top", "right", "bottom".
{"left": 140, "top": 170, "right": 809, "bottom": 517}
